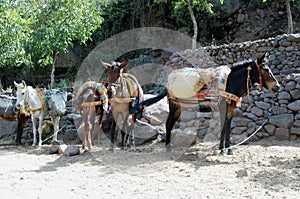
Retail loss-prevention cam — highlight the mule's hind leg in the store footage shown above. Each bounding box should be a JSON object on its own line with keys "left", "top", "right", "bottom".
{"left": 31, "top": 116, "right": 37, "bottom": 146}
{"left": 51, "top": 116, "right": 60, "bottom": 142}
{"left": 224, "top": 104, "right": 235, "bottom": 155}
{"left": 37, "top": 115, "right": 43, "bottom": 147}
{"left": 130, "top": 113, "right": 137, "bottom": 150}
{"left": 88, "top": 112, "right": 96, "bottom": 150}
{"left": 97, "top": 108, "right": 104, "bottom": 145}
{"left": 165, "top": 100, "right": 181, "bottom": 152}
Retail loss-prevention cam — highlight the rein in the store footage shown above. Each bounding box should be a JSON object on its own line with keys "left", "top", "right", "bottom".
{"left": 223, "top": 112, "right": 273, "bottom": 151}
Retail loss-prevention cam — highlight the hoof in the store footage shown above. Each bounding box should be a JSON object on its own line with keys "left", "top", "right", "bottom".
{"left": 220, "top": 149, "right": 227, "bottom": 155}
{"left": 166, "top": 144, "right": 173, "bottom": 153}
{"left": 109, "top": 148, "right": 114, "bottom": 153}
{"left": 220, "top": 149, "right": 226, "bottom": 155}
{"left": 227, "top": 149, "right": 233, "bottom": 155}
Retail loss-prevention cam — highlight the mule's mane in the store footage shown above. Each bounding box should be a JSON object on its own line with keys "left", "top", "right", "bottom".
{"left": 27, "top": 86, "right": 34, "bottom": 91}
{"left": 230, "top": 59, "right": 254, "bottom": 71}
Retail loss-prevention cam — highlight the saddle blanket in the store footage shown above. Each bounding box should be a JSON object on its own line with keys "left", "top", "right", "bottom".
{"left": 167, "top": 66, "right": 231, "bottom": 100}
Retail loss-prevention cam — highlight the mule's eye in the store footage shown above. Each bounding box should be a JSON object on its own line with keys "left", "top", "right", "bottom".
{"left": 262, "top": 66, "right": 269, "bottom": 71}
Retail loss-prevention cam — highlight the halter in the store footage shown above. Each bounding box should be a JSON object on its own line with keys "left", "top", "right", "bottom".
{"left": 20, "top": 87, "right": 45, "bottom": 113}
{"left": 247, "top": 60, "right": 263, "bottom": 99}
{"left": 256, "top": 60, "right": 263, "bottom": 90}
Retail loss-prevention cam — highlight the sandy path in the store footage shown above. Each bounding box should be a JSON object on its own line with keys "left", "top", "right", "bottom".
{"left": 1, "top": 138, "right": 300, "bottom": 199}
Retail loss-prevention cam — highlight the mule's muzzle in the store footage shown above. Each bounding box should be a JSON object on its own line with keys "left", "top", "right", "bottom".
{"left": 15, "top": 104, "right": 21, "bottom": 110}
{"left": 271, "top": 84, "right": 280, "bottom": 94}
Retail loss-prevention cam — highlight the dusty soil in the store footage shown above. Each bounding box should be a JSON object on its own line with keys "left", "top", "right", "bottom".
{"left": 1, "top": 138, "right": 300, "bottom": 199}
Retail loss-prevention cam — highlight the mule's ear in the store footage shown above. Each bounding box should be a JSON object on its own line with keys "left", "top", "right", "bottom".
{"left": 22, "top": 80, "right": 26, "bottom": 88}
{"left": 14, "top": 81, "right": 19, "bottom": 88}
{"left": 119, "top": 60, "right": 128, "bottom": 69}
{"left": 257, "top": 52, "right": 268, "bottom": 65}
{"left": 14, "top": 81, "right": 24, "bottom": 88}
{"left": 101, "top": 60, "right": 111, "bottom": 69}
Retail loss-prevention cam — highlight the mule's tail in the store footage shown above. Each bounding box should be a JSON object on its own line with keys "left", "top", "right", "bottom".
{"left": 140, "top": 87, "right": 168, "bottom": 107}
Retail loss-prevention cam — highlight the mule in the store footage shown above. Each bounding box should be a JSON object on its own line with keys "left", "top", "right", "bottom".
{"left": 101, "top": 60, "right": 144, "bottom": 151}
{"left": 74, "top": 81, "right": 108, "bottom": 151}
{"left": 141, "top": 52, "right": 280, "bottom": 154}
{"left": 14, "top": 80, "right": 67, "bottom": 146}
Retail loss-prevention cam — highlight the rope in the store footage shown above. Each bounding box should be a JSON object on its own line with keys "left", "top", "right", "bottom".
{"left": 41, "top": 121, "right": 71, "bottom": 143}
{"left": 223, "top": 112, "right": 273, "bottom": 151}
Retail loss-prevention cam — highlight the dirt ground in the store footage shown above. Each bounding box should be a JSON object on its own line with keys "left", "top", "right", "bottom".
{"left": 0, "top": 138, "right": 300, "bottom": 199}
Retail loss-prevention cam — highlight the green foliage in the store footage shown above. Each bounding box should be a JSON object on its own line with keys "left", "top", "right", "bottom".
{"left": 27, "top": 0, "right": 104, "bottom": 67}
{"left": 93, "top": 0, "right": 140, "bottom": 42}
{"left": 0, "top": 0, "right": 104, "bottom": 88}
{"left": 0, "top": 0, "right": 103, "bottom": 69}
{"left": 0, "top": 0, "right": 31, "bottom": 67}
{"left": 153, "top": 0, "right": 222, "bottom": 31}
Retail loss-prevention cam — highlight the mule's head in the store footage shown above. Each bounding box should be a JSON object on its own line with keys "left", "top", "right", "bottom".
{"left": 256, "top": 52, "right": 280, "bottom": 94}
{"left": 101, "top": 60, "right": 128, "bottom": 84}
{"left": 14, "top": 80, "right": 27, "bottom": 110}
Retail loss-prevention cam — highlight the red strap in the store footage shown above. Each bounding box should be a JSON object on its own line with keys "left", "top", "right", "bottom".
{"left": 256, "top": 61, "right": 263, "bottom": 90}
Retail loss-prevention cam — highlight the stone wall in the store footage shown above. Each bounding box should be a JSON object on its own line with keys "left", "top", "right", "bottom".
{"left": 160, "top": 33, "right": 300, "bottom": 144}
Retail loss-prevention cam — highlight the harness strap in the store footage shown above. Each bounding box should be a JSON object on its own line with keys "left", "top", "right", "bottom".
{"left": 114, "top": 97, "right": 135, "bottom": 103}
{"left": 82, "top": 101, "right": 103, "bottom": 107}
{"left": 219, "top": 91, "right": 242, "bottom": 107}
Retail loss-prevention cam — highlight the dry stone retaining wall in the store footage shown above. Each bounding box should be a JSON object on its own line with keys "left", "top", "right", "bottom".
{"left": 161, "top": 33, "right": 300, "bottom": 144}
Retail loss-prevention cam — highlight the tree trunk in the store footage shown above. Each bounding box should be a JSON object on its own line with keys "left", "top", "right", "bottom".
{"left": 50, "top": 54, "right": 57, "bottom": 89}
{"left": 286, "top": 0, "right": 293, "bottom": 34}
{"left": 187, "top": 0, "right": 197, "bottom": 50}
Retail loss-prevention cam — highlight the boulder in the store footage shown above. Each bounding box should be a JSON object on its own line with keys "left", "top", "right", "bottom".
{"left": 251, "top": 107, "right": 264, "bottom": 117}
{"left": 264, "top": 124, "right": 276, "bottom": 135}
{"left": 290, "top": 127, "right": 300, "bottom": 136}
{"left": 290, "top": 89, "right": 300, "bottom": 100}
{"left": 133, "top": 120, "right": 161, "bottom": 145}
{"left": 0, "top": 120, "right": 18, "bottom": 139}
{"left": 277, "top": 91, "right": 291, "bottom": 100}
{"left": 269, "top": 114, "right": 294, "bottom": 128}
{"left": 64, "top": 145, "right": 80, "bottom": 156}
{"left": 274, "top": 128, "right": 290, "bottom": 140}
{"left": 287, "top": 100, "right": 300, "bottom": 112}
{"left": 142, "top": 95, "right": 169, "bottom": 126}
{"left": 254, "top": 101, "right": 271, "bottom": 110}
{"left": 171, "top": 128, "right": 197, "bottom": 147}
{"left": 230, "top": 133, "right": 248, "bottom": 144}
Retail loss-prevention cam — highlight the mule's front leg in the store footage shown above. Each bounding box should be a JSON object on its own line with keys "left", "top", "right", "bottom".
{"left": 109, "top": 121, "right": 117, "bottom": 152}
